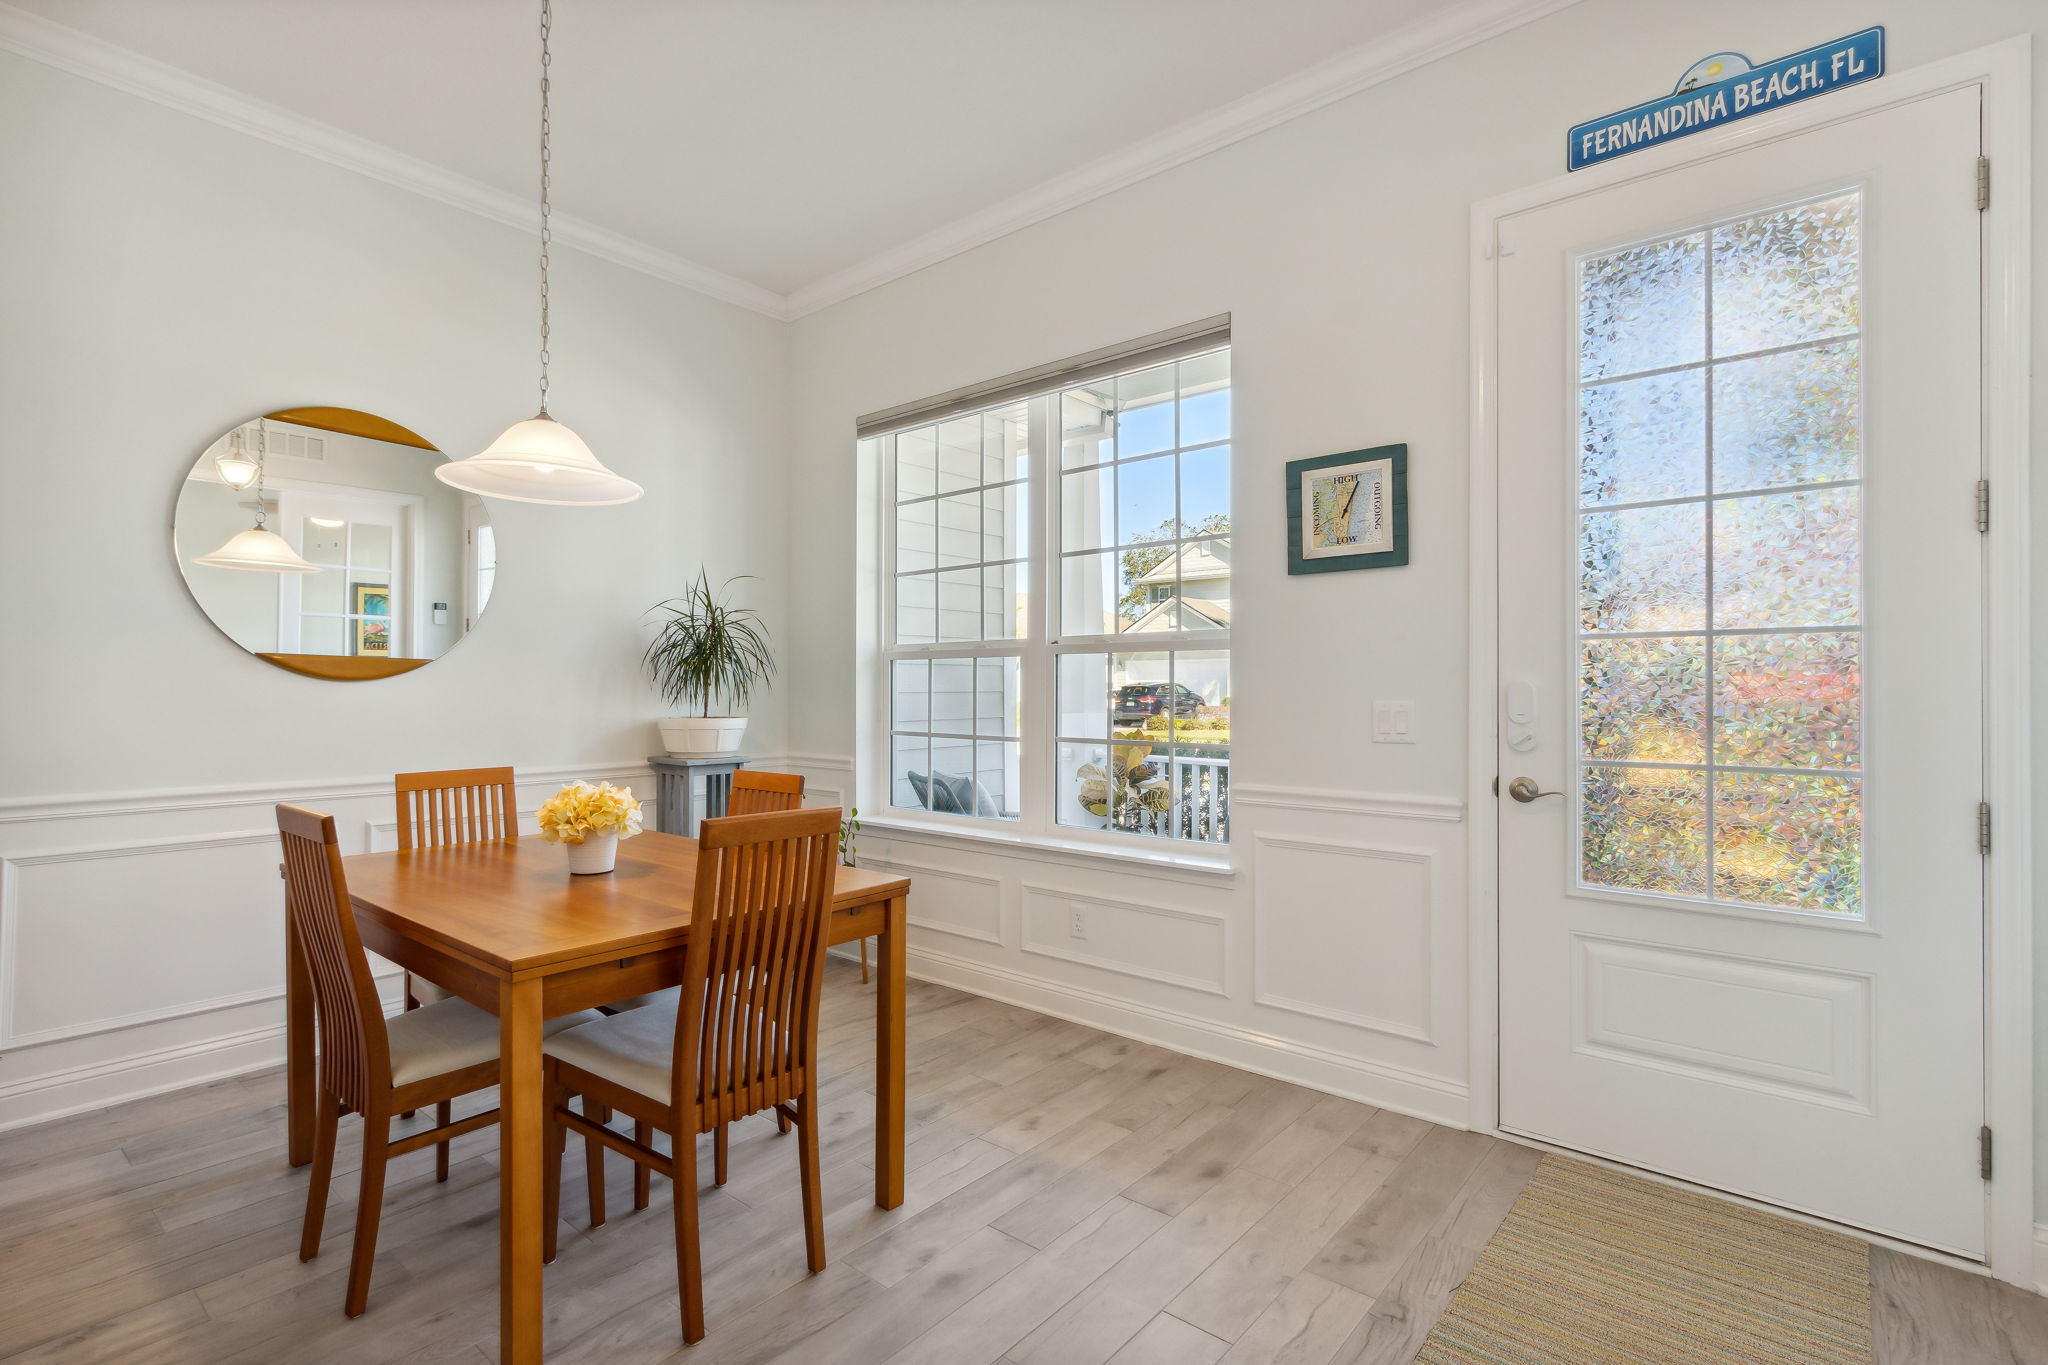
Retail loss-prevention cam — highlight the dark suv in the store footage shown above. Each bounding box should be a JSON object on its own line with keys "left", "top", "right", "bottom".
{"left": 1114, "top": 681, "right": 1204, "bottom": 723}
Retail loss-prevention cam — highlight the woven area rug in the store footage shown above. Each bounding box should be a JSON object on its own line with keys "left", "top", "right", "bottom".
{"left": 1415, "top": 1155, "right": 1872, "bottom": 1365}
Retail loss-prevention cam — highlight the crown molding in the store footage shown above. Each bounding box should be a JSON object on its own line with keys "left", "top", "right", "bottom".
{"left": 0, "top": 2, "right": 787, "bottom": 318}
{"left": 0, "top": 0, "right": 1578, "bottom": 323}
{"left": 782, "top": 0, "right": 1584, "bottom": 317}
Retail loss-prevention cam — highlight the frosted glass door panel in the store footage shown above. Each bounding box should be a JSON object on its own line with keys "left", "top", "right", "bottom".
{"left": 1574, "top": 193, "right": 1864, "bottom": 916}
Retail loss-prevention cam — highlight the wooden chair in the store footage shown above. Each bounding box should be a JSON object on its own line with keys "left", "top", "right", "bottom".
{"left": 726, "top": 770, "right": 873, "bottom": 986}
{"left": 726, "top": 767, "right": 804, "bottom": 816}
{"left": 592, "top": 769, "right": 813, "bottom": 1179}
{"left": 603, "top": 768, "right": 813, "bottom": 1012}
{"left": 541, "top": 806, "right": 842, "bottom": 1344}
{"left": 732, "top": 768, "right": 875, "bottom": 982}
{"left": 394, "top": 767, "right": 517, "bottom": 1012}
{"left": 277, "top": 803, "right": 600, "bottom": 1316}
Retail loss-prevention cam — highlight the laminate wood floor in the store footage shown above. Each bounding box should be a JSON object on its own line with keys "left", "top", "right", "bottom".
{"left": 1, "top": 961, "right": 2041, "bottom": 1364}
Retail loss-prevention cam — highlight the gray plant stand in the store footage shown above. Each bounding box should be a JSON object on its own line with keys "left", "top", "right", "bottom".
{"left": 648, "top": 754, "right": 751, "bottom": 837}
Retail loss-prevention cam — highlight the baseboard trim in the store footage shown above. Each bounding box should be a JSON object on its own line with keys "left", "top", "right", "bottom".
{"left": 834, "top": 941, "right": 1468, "bottom": 1127}
{"left": 2035, "top": 1222, "right": 2048, "bottom": 1294}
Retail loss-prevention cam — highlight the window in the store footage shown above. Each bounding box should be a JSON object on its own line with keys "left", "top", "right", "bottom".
{"left": 282, "top": 497, "right": 404, "bottom": 657}
{"left": 1575, "top": 192, "right": 1862, "bottom": 914}
{"left": 870, "top": 336, "right": 1231, "bottom": 848}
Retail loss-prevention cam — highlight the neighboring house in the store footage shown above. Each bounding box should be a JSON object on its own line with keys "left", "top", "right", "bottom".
{"left": 1127, "top": 537, "right": 1231, "bottom": 633}
{"left": 1126, "top": 538, "right": 1230, "bottom": 705}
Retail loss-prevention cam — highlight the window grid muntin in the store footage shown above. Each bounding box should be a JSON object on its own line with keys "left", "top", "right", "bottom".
{"left": 1056, "top": 353, "right": 1231, "bottom": 645}
{"left": 1052, "top": 646, "right": 1231, "bottom": 844}
{"left": 298, "top": 518, "right": 396, "bottom": 654}
{"left": 1574, "top": 189, "right": 1864, "bottom": 916}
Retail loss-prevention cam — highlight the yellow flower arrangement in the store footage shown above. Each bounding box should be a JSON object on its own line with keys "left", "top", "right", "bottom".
{"left": 536, "top": 781, "right": 644, "bottom": 845}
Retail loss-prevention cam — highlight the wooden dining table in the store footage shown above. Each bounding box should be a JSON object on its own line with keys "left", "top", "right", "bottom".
{"left": 281, "top": 829, "right": 910, "bottom": 1365}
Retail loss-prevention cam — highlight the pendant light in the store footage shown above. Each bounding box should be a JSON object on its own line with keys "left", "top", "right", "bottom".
{"left": 194, "top": 420, "right": 320, "bottom": 573}
{"left": 435, "top": 0, "right": 641, "bottom": 507}
{"left": 213, "top": 424, "right": 261, "bottom": 490}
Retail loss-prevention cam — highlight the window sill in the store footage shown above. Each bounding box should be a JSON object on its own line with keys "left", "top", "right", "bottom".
{"left": 855, "top": 816, "right": 1238, "bottom": 885}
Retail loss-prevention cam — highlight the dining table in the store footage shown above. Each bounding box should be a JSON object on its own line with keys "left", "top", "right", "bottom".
{"left": 281, "top": 829, "right": 911, "bottom": 1365}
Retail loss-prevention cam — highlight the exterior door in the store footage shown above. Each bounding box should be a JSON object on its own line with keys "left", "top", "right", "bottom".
{"left": 1494, "top": 87, "right": 1986, "bottom": 1255}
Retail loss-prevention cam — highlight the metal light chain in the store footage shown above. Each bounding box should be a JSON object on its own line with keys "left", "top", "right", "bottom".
{"left": 536, "top": 0, "right": 553, "bottom": 417}
{"left": 252, "top": 420, "right": 271, "bottom": 530}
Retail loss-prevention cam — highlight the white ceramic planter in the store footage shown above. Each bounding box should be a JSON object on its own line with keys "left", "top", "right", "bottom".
{"left": 565, "top": 831, "right": 618, "bottom": 875}
{"left": 657, "top": 716, "right": 749, "bottom": 757}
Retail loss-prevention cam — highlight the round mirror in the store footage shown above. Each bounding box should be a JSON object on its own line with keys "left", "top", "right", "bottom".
{"left": 172, "top": 407, "right": 495, "bottom": 680}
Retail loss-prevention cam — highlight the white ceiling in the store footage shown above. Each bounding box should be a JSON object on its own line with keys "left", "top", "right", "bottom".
{"left": 7, "top": 0, "right": 1566, "bottom": 311}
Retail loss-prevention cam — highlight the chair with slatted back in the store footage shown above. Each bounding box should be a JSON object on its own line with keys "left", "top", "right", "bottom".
{"left": 605, "top": 771, "right": 806, "bottom": 1021}
{"left": 599, "top": 767, "right": 813, "bottom": 1185}
{"left": 732, "top": 768, "right": 873, "bottom": 981}
{"left": 726, "top": 767, "right": 804, "bottom": 816}
{"left": 730, "top": 770, "right": 876, "bottom": 984}
{"left": 540, "top": 806, "right": 841, "bottom": 1345}
{"left": 393, "top": 767, "right": 517, "bottom": 1011}
{"left": 277, "top": 803, "right": 600, "bottom": 1317}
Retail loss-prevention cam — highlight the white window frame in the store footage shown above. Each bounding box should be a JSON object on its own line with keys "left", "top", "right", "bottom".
{"left": 870, "top": 337, "right": 1232, "bottom": 860}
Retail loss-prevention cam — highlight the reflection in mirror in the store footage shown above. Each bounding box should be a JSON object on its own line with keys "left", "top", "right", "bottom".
{"left": 173, "top": 407, "right": 494, "bottom": 680}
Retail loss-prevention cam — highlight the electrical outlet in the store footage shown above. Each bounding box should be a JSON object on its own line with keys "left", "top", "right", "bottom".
{"left": 1070, "top": 907, "right": 1088, "bottom": 940}
{"left": 1372, "top": 700, "right": 1416, "bottom": 744}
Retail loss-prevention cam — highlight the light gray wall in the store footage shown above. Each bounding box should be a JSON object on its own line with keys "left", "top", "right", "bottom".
{"left": 0, "top": 49, "right": 792, "bottom": 787}
{"left": 0, "top": 50, "right": 793, "bottom": 1123}
{"left": 781, "top": 0, "right": 2048, "bottom": 1222}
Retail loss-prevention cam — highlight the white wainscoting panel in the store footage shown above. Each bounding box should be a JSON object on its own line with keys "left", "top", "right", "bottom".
{"left": 1573, "top": 934, "right": 1875, "bottom": 1112}
{"left": 1253, "top": 833, "right": 1436, "bottom": 1044}
{"left": 0, "top": 762, "right": 653, "bottom": 1133}
{"left": 860, "top": 852, "right": 1003, "bottom": 946}
{"left": 1, "top": 829, "right": 283, "bottom": 1045}
{"left": 0, "top": 763, "right": 1478, "bottom": 1138}
{"left": 1020, "top": 883, "right": 1227, "bottom": 996}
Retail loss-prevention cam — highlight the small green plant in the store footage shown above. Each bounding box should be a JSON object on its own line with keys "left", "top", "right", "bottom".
{"left": 839, "top": 807, "right": 861, "bottom": 867}
{"left": 644, "top": 571, "right": 776, "bottom": 717}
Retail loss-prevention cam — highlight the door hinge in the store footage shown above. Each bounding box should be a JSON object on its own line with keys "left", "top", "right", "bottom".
{"left": 1975, "top": 156, "right": 1991, "bottom": 211}
{"left": 1977, "top": 802, "right": 1992, "bottom": 855}
{"left": 1979, "top": 1124, "right": 1993, "bottom": 1180}
{"left": 1975, "top": 479, "right": 1990, "bottom": 533}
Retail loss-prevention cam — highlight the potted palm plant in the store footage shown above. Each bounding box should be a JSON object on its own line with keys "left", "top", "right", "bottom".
{"left": 645, "top": 571, "right": 776, "bottom": 757}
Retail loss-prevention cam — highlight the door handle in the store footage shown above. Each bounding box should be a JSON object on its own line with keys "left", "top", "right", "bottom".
{"left": 1506, "top": 777, "right": 1564, "bottom": 803}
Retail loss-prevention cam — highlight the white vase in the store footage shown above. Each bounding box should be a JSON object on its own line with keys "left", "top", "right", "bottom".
{"left": 657, "top": 715, "right": 749, "bottom": 757}
{"left": 566, "top": 831, "right": 618, "bottom": 875}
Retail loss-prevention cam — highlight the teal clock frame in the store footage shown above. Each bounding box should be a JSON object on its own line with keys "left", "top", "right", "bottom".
{"left": 1286, "top": 443, "right": 1409, "bottom": 574}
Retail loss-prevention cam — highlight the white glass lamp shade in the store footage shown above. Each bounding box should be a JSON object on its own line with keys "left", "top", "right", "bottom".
{"left": 192, "top": 526, "right": 321, "bottom": 573}
{"left": 434, "top": 415, "right": 642, "bottom": 505}
{"left": 213, "top": 449, "right": 261, "bottom": 490}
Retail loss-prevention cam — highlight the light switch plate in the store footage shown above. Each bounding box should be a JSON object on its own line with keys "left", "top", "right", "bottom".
{"left": 1373, "top": 700, "right": 1416, "bottom": 744}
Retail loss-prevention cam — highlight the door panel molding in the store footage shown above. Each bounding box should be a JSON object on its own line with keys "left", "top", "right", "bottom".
{"left": 1571, "top": 933, "right": 1874, "bottom": 1112}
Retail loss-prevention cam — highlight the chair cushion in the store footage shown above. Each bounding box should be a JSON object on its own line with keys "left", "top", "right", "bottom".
{"left": 544, "top": 999, "right": 683, "bottom": 1102}
{"left": 386, "top": 998, "right": 604, "bottom": 1089}
{"left": 409, "top": 976, "right": 454, "bottom": 1005}
{"left": 548, "top": 996, "right": 794, "bottom": 1107}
